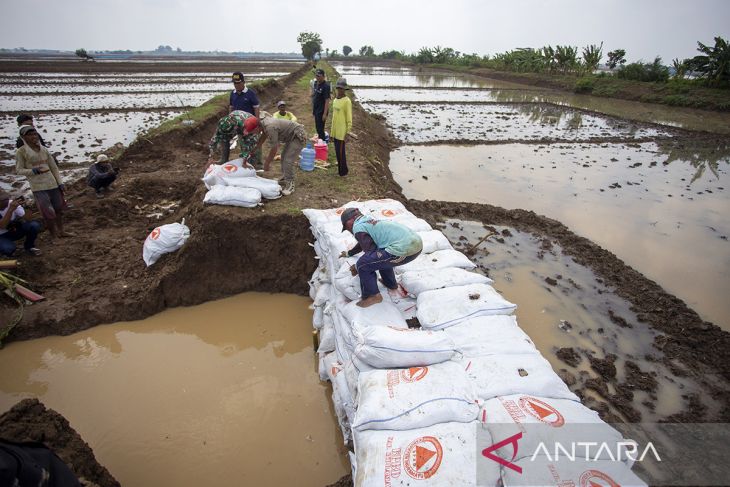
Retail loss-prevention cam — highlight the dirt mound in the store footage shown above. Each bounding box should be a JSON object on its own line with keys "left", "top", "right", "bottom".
{"left": 0, "top": 398, "right": 120, "bottom": 486}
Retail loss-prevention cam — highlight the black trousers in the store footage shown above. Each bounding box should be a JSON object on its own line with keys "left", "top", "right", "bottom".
{"left": 334, "top": 138, "right": 348, "bottom": 176}
{"left": 313, "top": 110, "right": 326, "bottom": 140}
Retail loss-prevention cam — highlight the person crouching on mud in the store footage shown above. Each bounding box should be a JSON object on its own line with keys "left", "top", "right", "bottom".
{"left": 340, "top": 208, "right": 422, "bottom": 308}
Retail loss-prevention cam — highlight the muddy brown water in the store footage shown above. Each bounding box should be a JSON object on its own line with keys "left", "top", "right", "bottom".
{"left": 440, "top": 220, "right": 726, "bottom": 421}
{"left": 392, "top": 143, "right": 730, "bottom": 328}
{"left": 0, "top": 293, "right": 349, "bottom": 487}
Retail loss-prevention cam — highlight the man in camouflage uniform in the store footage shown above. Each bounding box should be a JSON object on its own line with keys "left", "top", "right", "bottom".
{"left": 207, "top": 110, "right": 260, "bottom": 167}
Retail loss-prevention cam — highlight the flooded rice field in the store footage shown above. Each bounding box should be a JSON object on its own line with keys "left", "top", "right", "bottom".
{"left": 360, "top": 102, "right": 672, "bottom": 143}
{"left": 440, "top": 219, "right": 726, "bottom": 422}
{"left": 0, "top": 58, "right": 301, "bottom": 191}
{"left": 334, "top": 61, "right": 730, "bottom": 329}
{"left": 0, "top": 293, "right": 349, "bottom": 487}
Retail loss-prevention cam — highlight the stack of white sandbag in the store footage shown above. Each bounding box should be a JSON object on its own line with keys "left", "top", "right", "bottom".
{"left": 201, "top": 158, "right": 281, "bottom": 207}
{"left": 303, "top": 199, "right": 646, "bottom": 487}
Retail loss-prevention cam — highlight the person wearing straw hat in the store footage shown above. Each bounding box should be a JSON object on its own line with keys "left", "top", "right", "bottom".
{"left": 340, "top": 208, "right": 422, "bottom": 308}
{"left": 273, "top": 101, "right": 297, "bottom": 122}
{"left": 87, "top": 154, "right": 118, "bottom": 198}
{"left": 15, "top": 125, "right": 73, "bottom": 239}
{"left": 330, "top": 78, "right": 353, "bottom": 176}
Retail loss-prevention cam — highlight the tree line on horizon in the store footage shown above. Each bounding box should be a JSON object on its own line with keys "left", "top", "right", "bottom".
{"left": 297, "top": 31, "right": 730, "bottom": 87}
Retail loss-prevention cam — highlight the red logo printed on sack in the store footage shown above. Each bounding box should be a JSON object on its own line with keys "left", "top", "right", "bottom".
{"left": 519, "top": 396, "right": 565, "bottom": 427}
{"left": 403, "top": 436, "right": 443, "bottom": 480}
{"left": 222, "top": 164, "right": 237, "bottom": 173}
{"left": 482, "top": 432, "right": 523, "bottom": 473}
{"left": 579, "top": 469, "right": 619, "bottom": 487}
{"left": 335, "top": 208, "right": 345, "bottom": 215}
{"left": 381, "top": 209, "right": 400, "bottom": 217}
{"left": 401, "top": 367, "right": 428, "bottom": 382}
{"left": 149, "top": 228, "right": 161, "bottom": 240}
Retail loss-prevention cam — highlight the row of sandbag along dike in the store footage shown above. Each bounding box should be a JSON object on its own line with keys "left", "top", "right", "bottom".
{"left": 304, "top": 198, "right": 649, "bottom": 487}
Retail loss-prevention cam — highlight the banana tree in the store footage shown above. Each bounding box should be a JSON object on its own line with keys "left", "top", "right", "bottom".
{"left": 582, "top": 42, "right": 604, "bottom": 74}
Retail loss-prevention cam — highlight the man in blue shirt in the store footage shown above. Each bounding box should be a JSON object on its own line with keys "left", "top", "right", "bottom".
{"left": 229, "top": 72, "right": 260, "bottom": 116}
{"left": 341, "top": 208, "right": 422, "bottom": 307}
{"left": 229, "top": 72, "right": 261, "bottom": 168}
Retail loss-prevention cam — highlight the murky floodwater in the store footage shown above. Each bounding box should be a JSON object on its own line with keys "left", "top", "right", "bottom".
{"left": 0, "top": 293, "right": 348, "bottom": 487}
{"left": 362, "top": 102, "right": 671, "bottom": 143}
{"left": 1, "top": 92, "right": 221, "bottom": 111}
{"left": 344, "top": 73, "right": 530, "bottom": 89}
{"left": 441, "top": 220, "right": 725, "bottom": 421}
{"left": 392, "top": 143, "right": 730, "bottom": 327}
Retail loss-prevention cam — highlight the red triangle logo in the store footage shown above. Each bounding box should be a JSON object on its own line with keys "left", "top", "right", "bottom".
{"left": 590, "top": 482, "right": 603, "bottom": 487}
{"left": 529, "top": 400, "right": 556, "bottom": 420}
{"left": 415, "top": 445, "right": 436, "bottom": 470}
{"left": 409, "top": 367, "right": 421, "bottom": 378}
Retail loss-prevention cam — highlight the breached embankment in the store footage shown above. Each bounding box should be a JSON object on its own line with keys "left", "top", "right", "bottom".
{"left": 1, "top": 59, "right": 729, "bottom": 485}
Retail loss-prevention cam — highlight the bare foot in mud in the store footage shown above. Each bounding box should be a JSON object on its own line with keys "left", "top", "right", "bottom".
{"left": 357, "top": 294, "right": 383, "bottom": 307}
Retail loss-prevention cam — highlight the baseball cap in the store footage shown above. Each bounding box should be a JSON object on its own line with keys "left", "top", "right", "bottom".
{"left": 277, "top": 100, "right": 286, "bottom": 107}
{"left": 19, "top": 125, "right": 37, "bottom": 136}
{"left": 340, "top": 208, "right": 360, "bottom": 231}
{"left": 335, "top": 78, "right": 348, "bottom": 89}
{"left": 243, "top": 116, "right": 259, "bottom": 133}
{"left": 232, "top": 72, "right": 245, "bottom": 83}
{"left": 315, "top": 68, "right": 325, "bottom": 76}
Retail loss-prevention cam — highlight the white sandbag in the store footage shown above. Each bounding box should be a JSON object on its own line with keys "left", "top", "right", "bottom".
{"left": 312, "top": 305, "right": 324, "bottom": 329}
{"left": 317, "top": 319, "right": 336, "bottom": 354}
{"left": 308, "top": 264, "right": 329, "bottom": 300}
{"left": 501, "top": 458, "right": 647, "bottom": 487}
{"left": 226, "top": 175, "right": 281, "bottom": 199}
{"left": 313, "top": 282, "right": 332, "bottom": 306}
{"left": 354, "top": 422, "right": 500, "bottom": 487}
{"left": 462, "top": 354, "right": 579, "bottom": 402}
{"left": 334, "top": 259, "right": 361, "bottom": 301}
{"left": 320, "top": 351, "right": 338, "bottom": 382}
{"left": 418, "top": 229, "right": 453, "bottom": 254}
{"left": 396, "top": 248, "right": 476, "bottom": 274}
{"left": 354, "top": 361, "right": 479, "bottom": 431}
{"left": 481, "top": 394, "right": 626, "bottom": 464}
{"left": 400, "top": 267, "right": 492, "bottom": 296}
{"left": 202, "top": 164, "right": 224, "bottom": 189}
{"left": 142, "top": 219, "right": 190, "bottom": 267}
{"left": 417, "top": 283, "right": 517, "bottom": 330}
{"left": 203, "top": 185, "right": 262, "bottom": 208}
{"left": 444, "top": 315, "right": 538, "bottom": 357}
{"left": 357, "top": 198, "right": 409, "bottom": 219}
{"left": 341, "top": 300, "right": 408, "bottom": 330}
{"left": 327, "top": 362, "right": 353, "bottom": 443}
{"left": 218, "top": 159, "right": 256, "bottom": 178}
{"left": 395, "top": 217, "right": 433, "bottom": 232}
{"left": 353, "top": 325, "right": 457, "bottom": 368}
{"left": 333, "top": 362, "right": 357, "bottom": 425}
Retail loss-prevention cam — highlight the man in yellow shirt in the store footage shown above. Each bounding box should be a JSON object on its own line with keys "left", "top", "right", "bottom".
{"left": 330, "top": 78, "right": 352, "bottom": 176}
{"left": 273, "top": 101, "right": 297, "bottom": 122}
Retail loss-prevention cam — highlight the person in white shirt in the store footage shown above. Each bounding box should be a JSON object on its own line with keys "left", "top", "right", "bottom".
{"left": 0, "top": 190, "right": 41, "bottom": 256}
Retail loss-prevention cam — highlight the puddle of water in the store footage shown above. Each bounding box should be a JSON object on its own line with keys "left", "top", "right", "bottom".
{"left": 364, "top": 102, "right": 670, "bottom": 143}
{"left": 440, "top": 220, "right": 725, "bottom": 421}
{"left": 1, "top": 83, "right": 231, "bottom": 94}
{"left": 392, "top": 143, "right": 730, "bottom": 328}
{"left": 0, "top": 293, "right": 348, "bottom": 487}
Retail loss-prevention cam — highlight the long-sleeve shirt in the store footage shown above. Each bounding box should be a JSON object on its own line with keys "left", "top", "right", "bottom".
{"left": 16, "top": 144, "right": 62, "bottom": 192}
{"left": 347, "top": 215, "right": 423, "bottom": 257}
{"left": 208, "top": 111, "right": 258, "bottom": 159}
{"left": 330, "top": 96, "right": 352, "bottom": 140}
{"left": 87, "top": 162, "right": 116, "bottom": 186}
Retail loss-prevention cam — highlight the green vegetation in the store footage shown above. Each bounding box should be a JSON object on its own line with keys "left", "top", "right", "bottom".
{"left": 297, "top": 31, "right": 323, "bottom": 61}
{"left": 343, "top": 45, "right": 352, "bottom": 56}
{"left": 75, "top": 48, "right": 94, "bottom": 61}
{"left": 0, "top": 271, "right": 27, "bottom": 346}
{"left": 324, "top": 35, "right": 730, "bottom": 110}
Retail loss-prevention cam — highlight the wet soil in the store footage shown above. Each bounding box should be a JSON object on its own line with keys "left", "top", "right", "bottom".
{"left": 0, "top": 398, "right": 120, "bottom": 486}
{"left": 1, "top": 59, "right": 729, "bottom": 484}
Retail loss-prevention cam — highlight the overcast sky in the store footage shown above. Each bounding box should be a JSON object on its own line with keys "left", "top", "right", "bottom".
{"left": 2, "top": 0, "right": 728, "bottom": 63}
